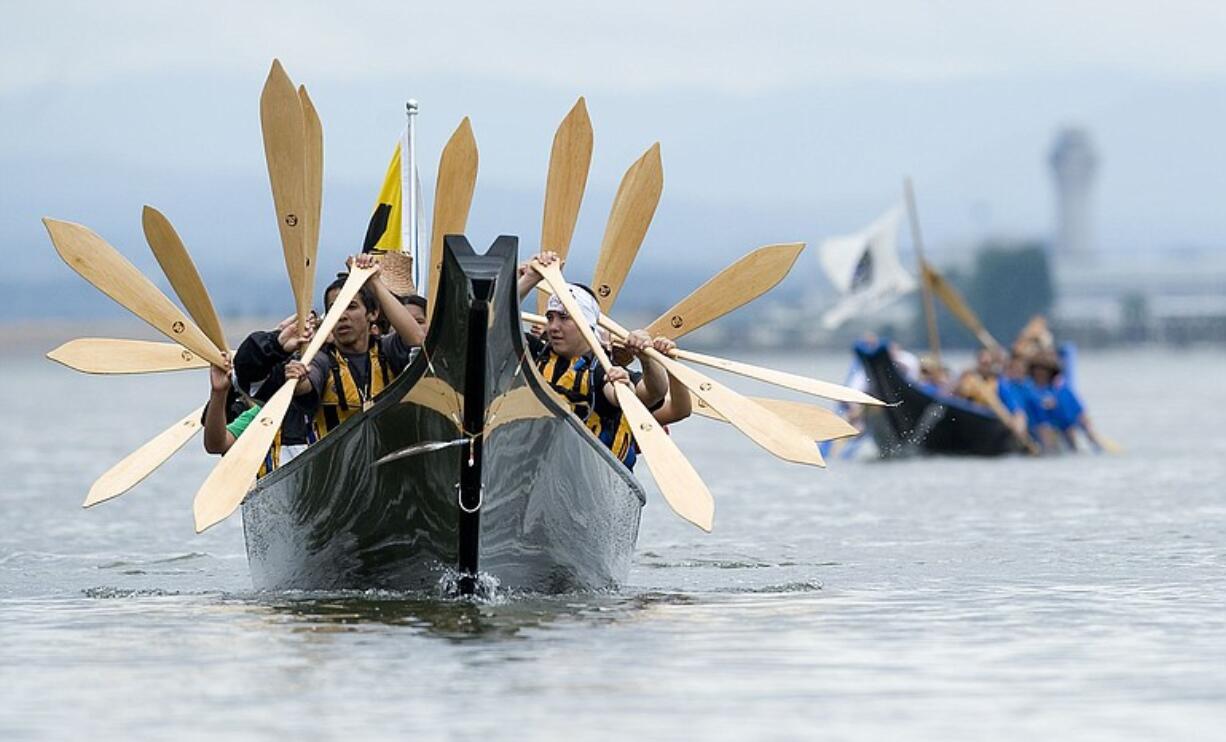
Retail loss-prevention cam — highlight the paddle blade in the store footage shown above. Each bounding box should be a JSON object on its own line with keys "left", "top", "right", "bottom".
{"left": 591, "top": 142, "right": 663, "bottom": 313}
{"left": 84, "top": 405, "right": 204, "bottom": 507}
{"left": 193, "top": 382, "right": 292, "bottom": 532}
{"left": 43, "top": 218, "right": 226, "bottom": 368}
{"left": 141, "top": 206, "right": 227, "bottom": 351}
{"left": 48, "top": 338, "right": 212, "bottom": 374}
{"left": 674, "top": 348, "right": 887, "bottom": 407}
{"left": 538, "top": 97, "right": 594, "bottom": 314}
{"left": 614, "top": 383, "right": 714, "bottom": 531}
{"left": 428, "top": 117, "right": 479, "bottom": 302}
{"left": 260, "top": 59, "right": 309, "bottom": 331}
{"left": 646, "top": 242, "right": 805, "bottom": 341}
{"left": 691, "top": 396, "right": 858, "bottom": 442}
{"left": 299, "top": 84, "right": 324, "bottom": 311}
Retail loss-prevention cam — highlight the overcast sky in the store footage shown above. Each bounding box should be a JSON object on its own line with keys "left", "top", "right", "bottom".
{"left": 3, "top": 1, "right": 1224, "bottom": 305}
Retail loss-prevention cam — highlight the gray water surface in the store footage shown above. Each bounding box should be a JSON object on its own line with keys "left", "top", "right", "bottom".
{"left": 2, "top": 347, "right": 1224, "bottom": 740}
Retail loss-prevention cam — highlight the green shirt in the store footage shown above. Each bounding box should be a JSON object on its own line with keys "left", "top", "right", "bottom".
{"left": 226, "top": 405, "right": 262, "bottom": 439}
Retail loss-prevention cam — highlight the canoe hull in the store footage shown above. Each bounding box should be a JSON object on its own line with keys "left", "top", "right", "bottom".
{"left": 856, "top": 343, "right": 1021, "bottom": 458}
{"left": 241, "top": 236, "right": 644, "bottom": 594}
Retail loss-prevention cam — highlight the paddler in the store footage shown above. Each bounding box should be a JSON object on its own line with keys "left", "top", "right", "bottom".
{"left": 202, "top": 317, "right": 318, "bottom": 471}
{"left": 203, "top": 354, "right": 311, "bottom": 463}
{"left": 1025, "top": 351, "right": 1106, "bottom": 453}
{"left": 996, "top": 351, "right": 1033, "bottom": 436}
{"left": 515, "top": 251, "right": 673, "bottom": 466}
{"left": 287, "top": 253, "right": 427, "bottom": 439}
{"left": 514, "top": 252, "right": 614, "bottom": 420}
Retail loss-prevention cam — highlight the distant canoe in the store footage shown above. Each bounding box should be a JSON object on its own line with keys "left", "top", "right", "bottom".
{"left": 855, "top": 342, "right": 1022, "bottom": 458}
{"left": 241, "top": 236, "right": 645, "bottom": 594}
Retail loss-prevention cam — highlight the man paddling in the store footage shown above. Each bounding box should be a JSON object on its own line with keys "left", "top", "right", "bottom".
{"left": 516, "top": 251, "right": 674, "bottom": 466}
{"left": 202, "top": 318, "right": 318, "bottom": 470}
{"left": 203, "top": 355, "right": 311, "bottom": 466}
{"left": 1024, "top": 351, "right": 1107, "bottom": 453}
{"left": 288, "top": 254, "right": 427, "bottom": 438}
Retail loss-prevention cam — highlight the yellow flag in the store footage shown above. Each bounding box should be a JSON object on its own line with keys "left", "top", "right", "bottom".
{"left": 362, "top": 143, "right": 402, "bottom": 252}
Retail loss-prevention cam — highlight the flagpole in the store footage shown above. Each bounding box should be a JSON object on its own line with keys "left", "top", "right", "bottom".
{"left": 903, "top": 176, "right": 941, "bottom": 365}
{"left": 404, "top": 99, "right": 421, "bottom": 293}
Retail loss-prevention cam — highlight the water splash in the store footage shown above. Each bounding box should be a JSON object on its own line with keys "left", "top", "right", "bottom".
{"left": 82, "top": 586, "right": 185, "bottom": 599}
{"left": 435, "top": 569, "right": 502, "bottom": 602}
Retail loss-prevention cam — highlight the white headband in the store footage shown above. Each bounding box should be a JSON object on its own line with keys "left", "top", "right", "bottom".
{"left": 546, "top": 285, "right": 601, "bottom": 336}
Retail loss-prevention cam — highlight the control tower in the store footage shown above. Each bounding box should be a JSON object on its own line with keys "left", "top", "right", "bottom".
{"left": 1049, "top": 128, "right": 1099, "bottom": 259}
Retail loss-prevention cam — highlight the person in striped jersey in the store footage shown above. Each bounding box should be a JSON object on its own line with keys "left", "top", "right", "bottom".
{"left": 516, "top": 252, "right": 667, "bottom": 431}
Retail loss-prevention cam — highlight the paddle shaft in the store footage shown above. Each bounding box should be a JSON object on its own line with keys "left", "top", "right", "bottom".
{"left": 904, "top": 177, "right": 941, "bottom": 365}
{"left": 921, "top": 261, "right": 1002, "bottom": 352}
{"left": 673, "top": 347, "right": 886, "bottom": 407}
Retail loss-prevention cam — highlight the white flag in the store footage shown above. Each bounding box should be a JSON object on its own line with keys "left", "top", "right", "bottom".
{"left": 819, "top": 206, "right": 916, "bottom": 329}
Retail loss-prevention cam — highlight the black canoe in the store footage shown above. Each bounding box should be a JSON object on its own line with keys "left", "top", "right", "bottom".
{"left": 241, "top": 236, "right": 646, "bottom": 594}
{"left": 855, "top": 342, "right": 1022, "bottom": 458}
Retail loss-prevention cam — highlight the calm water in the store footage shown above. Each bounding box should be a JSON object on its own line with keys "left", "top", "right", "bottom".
{"left": 2, "top": 344, "right": 1224, "bottom": 740}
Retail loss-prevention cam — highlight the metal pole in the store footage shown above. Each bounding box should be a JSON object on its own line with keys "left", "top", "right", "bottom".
{"left": 404, "top": 99, "right": 421, "bottom": 294}
{"left": 903, "top": 177, "right": 941, "bottom": 365}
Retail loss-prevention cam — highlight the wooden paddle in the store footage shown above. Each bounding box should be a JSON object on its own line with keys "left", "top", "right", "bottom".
{"left": 690, "top": 396, "right": 858, "bottom": 442}
{"left": 670, "top": 348, "right": 886, "bottom": 407}
{"left": 47, "top": 338, "right": 215, "bottom": 374}
{"left": 43, "top": 218, "right": 226, "bottom": 368}
{"left": 599, "top": 315, "right": 825, "bottom": 467}
{"left": 299, "top": 84, "right": 323, "bottom": 313}
{"left": 260, "top": 59, "right": 310, "bottom": 334}
{"left": 524, "top": 307, "right": 883, "bottom": 407}
{"left": 83, "top": 404, "right": 205, "bottom": 507}
{"left": 1096, "top": 434, "right": 1123, "bottom": 455}
{"left": 962, "top": 375, "right": 1039, "bottom": 455}
{"left": 531, "top": 260, "right": 714, "bottom": 531}
{"left": 590, "top": 142, "right": 662, "bottom": 313}
{"left": 141, "top": 206, "right": 228, "bottom": 351}
{"left": 537, "top": 97, "right": 593, "bottom": 315}
{"left": 193, "top": 266, "right": 376, "bottom": 533}
{"left": 921, "top": 260, "right": 1001, "bottom": 352}
{"left": 427, "top": 117, "right": 479, "bottom": 304}
{"left": 645, "top": 242, "right": 805, "bottom": 341}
